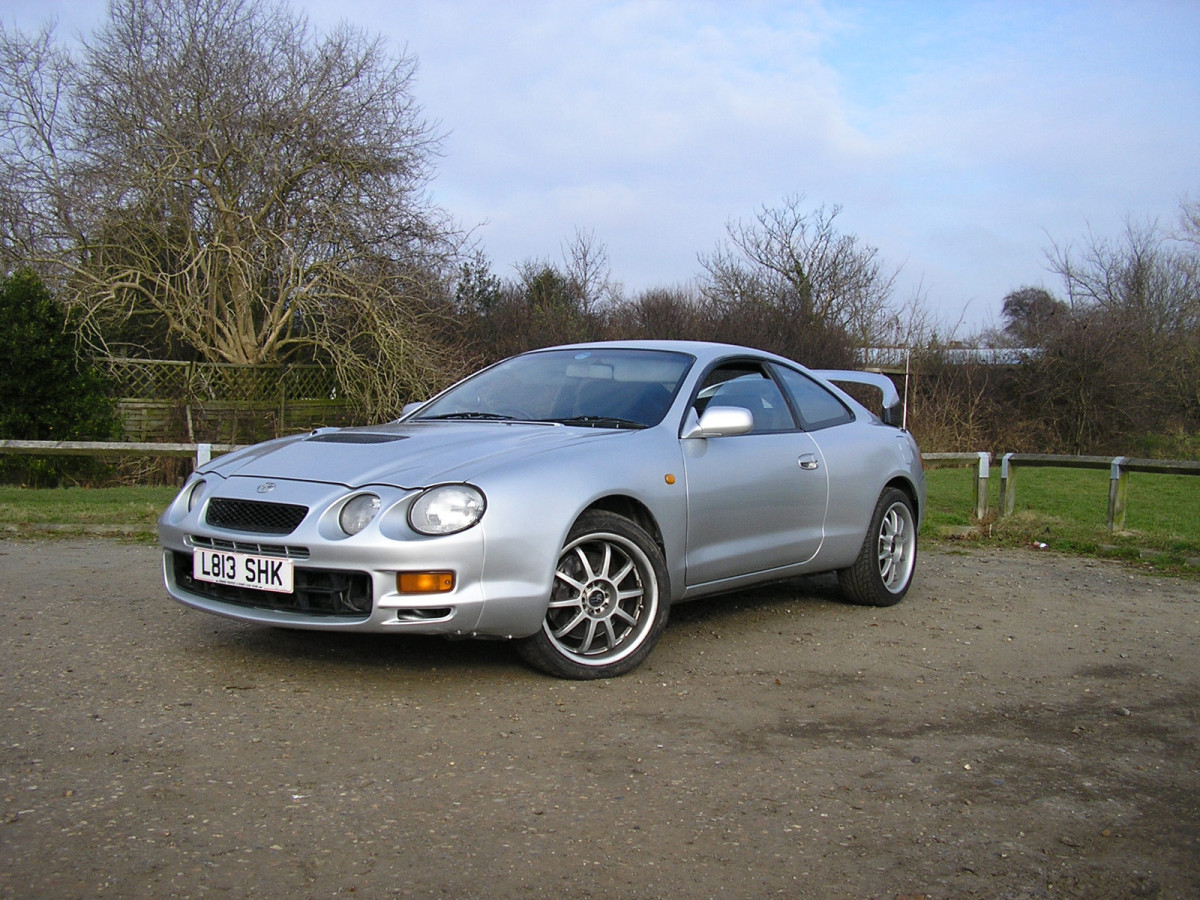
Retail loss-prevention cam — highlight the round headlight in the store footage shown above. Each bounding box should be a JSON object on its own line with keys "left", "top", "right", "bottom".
{"left": 185, "top": 479, "right": 207, "bottom": 513}
{"left": 339, "top": 493, "right": 381, "bottom": 536}
{"left": 409, "top": 485, "right": 486, "bottom": 536}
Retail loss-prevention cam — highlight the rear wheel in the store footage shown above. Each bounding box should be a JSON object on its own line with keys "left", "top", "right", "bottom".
{"left": 517, "top": 511, "right": 670, "bottom": 679}
{"left": 838, "top": 487, "right": 917, "bottom": 607}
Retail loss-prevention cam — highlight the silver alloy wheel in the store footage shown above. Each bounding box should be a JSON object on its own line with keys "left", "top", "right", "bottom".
{"left": 545, "top": 530, "right": 658, "bottom": 666}
{"left": 877, "top": 499, "right": 916, "bottom": 593}
{"left": 838, "top": 487, "right": 918, "bottom": 607}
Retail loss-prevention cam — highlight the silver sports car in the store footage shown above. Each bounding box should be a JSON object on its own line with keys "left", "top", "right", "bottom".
{"left": 159, "top": 341, "right": 925, "bottom": 678}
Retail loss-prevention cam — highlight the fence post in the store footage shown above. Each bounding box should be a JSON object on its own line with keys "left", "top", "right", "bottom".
{"left": 999, "top": 452, "right": 1016, "bottom": 517}
{"left": 196, "top": 443, "right": 212, "bottom": 469}
{"left": 279, "top": 378, "right": 288, "bottom": 436}
{"left": 1107, "top": 456, "right": 1128, "bottom": 532}
{"left": 974, "top": 452, "right": 991, "bottom": 520}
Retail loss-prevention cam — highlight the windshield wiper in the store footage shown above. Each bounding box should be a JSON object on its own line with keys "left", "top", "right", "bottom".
{"left": 544, "top": 415, "right": 648, "bottom": 430}
{"left": 420, "top": 412, "right": 516, "bottom": 421}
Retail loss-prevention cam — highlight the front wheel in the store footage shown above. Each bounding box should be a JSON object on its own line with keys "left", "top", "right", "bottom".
{"left": 838, "top": 487, "right": 917, "bottom": 607}
{"left": 517, "top": 511, "right": 670, "bottom": 679}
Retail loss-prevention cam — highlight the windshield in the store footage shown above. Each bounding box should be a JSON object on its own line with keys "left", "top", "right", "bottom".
{"left": 410, "top": 348, "right": 694, "bottom": 429}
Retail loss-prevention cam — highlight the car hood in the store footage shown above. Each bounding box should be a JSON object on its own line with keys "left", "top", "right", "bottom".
{"left": 200, "top": 421, "right": 624, "bottom": 489}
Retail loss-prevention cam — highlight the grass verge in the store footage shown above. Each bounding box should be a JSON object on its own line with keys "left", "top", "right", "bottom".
{"left": 0, "top": 485, "right": 177, "bottom": 541}
{"left": 1, "top": 473, "right": 1197, "bottom": 575}
{"left": 923, "top": 465, "right": 1200, "bottom": 574}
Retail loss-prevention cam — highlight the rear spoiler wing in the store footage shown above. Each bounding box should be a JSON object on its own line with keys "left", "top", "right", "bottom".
{"left": 812, "top": 370, "right": 904, "bottom": 428}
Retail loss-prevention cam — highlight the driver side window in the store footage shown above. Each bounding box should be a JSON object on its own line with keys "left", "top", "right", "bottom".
{"left": 693, "top": 365, "right": 796, "bottom": 433}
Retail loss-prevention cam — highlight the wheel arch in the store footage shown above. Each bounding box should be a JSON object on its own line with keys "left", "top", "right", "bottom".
{"left": 885, "top": 475, "right": 921, "bottom": 525}
{"left": 579, "top": 494, "right": 666, "bottom": 555}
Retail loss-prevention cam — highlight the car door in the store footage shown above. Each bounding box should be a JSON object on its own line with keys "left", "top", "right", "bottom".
{"left": 680, "top": 363, "right": 829, "bottom": 587}
{"left": 772, "top": 362, "right": 898, "bottom": 548}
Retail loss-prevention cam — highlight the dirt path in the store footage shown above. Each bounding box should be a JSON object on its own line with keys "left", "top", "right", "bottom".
{"left": 1, "top": 539, "right": 1197, "bottom": 899}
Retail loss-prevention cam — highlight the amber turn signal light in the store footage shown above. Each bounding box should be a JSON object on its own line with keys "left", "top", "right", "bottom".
{"left": 397, "top": 571, "right": 455, "bottom": 593}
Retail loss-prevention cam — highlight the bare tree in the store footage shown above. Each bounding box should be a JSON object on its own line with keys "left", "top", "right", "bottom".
{"left": 1178, "top": 195, "right": 1200, "bottom": 248}
{"left": 1, "top": 0, "right": 462, "bottom": 414}
{"left": 0, "top": 21, "right": 80, "bottom": 262}
{"left": 1046, "top": 218, "right": 1197, "bottom": 338}
{"left": 1028, "top": 214, "right": 1200, "bottom": 451}
{"left": 1172, "top": 196, "right": 1200, "bottom": 419}
{"left": 698, "top": 195, "right": 900, "bottom": 347}
{"left": 561, "top": 228, "right": 614, "bottom": 316}
{"left": 606, "top": 286, "right": 703, "bottom": 341}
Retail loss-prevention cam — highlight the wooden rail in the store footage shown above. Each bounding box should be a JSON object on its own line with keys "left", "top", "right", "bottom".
{"left": 0, "top": 440, "right": 240, "bottom": 468}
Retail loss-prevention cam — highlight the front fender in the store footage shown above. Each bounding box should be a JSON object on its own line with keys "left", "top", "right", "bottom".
{"left": 470, "top": 430, "right": 689, "bottom": 634}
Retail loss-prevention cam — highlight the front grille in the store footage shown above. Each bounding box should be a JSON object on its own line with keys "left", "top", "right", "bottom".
{"left": 206, "top": 498, "right": 308, "bottom": 535}
{"left": 171, "top": 551, "right": 372, "bottom": 617}
{"left": 187, "top": 535, "right": 310, "bottom": 560}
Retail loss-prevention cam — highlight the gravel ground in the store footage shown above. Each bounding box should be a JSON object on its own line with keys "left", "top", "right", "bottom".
{"left": 1, "top": 538, "right": 1197, "bottom": 899}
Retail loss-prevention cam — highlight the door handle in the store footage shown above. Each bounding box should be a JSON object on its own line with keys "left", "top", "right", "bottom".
{"left": 798, "top": 454, "right": 820, "bottom": 470}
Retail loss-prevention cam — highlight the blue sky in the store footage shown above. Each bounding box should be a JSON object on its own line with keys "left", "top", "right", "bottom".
{"left": 6, "top": 0, "right": 1199, "bottom": 333}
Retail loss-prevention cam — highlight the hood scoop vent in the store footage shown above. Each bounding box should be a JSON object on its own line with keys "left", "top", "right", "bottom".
{"left": 306, "top": 433, "right": 408, "bottom": 445}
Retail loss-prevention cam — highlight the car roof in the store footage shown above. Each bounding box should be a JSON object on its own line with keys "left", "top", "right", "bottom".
{"left": 532, "top": 340, "right": 801, "bottom": 368}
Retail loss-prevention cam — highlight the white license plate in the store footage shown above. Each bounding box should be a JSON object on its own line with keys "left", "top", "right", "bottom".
{"left": 193, "top": 548, "right": 294, "bottom": 594}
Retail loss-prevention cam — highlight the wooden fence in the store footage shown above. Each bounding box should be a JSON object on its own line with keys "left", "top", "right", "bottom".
{"left": 999, "top": 453, "right": 1200, "bottom": 531}
{"left": 923, "top": 451, "right": 1200, "bottom": 531}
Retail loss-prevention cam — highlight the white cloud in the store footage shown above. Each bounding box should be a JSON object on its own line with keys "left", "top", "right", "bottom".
{"left": 5, "top": 0, "right": 1199, "bottom": 331}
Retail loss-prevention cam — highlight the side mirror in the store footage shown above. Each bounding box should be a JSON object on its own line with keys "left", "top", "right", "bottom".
{"left": 681, "top": 406, "right": 754, "bottom": 439}
{"left": 401, "top": 401, "right": 427, "bottom": 417}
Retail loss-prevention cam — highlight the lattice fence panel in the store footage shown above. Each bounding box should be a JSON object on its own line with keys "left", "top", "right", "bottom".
{"left": 101, "top": 359, "right": 341, "bottom": 402}
{"left": 100, "top": 358, "right": 354, "bottom": 442}
{"left": 103, "top": 358, "right": 192, "bottom": 400}
{"left": 283, "top": 366, "right": 340, "bottom": 400}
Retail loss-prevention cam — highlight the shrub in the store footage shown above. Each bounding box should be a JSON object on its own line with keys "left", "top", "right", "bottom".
{"left": 0, "top": 269, "right": 123, "bottom": 485}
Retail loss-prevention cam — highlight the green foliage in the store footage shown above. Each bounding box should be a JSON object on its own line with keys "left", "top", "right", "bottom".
{"left": 1000, "top": 286, "right": 1068, "bottom": 345}
{"left": 454, "top": 255, "right": 505, "bottom": 316}
{"left": 1129, "top": 429, "right": 1200, "bottom": 461}
{"left": 0, "top": 269, "right": 121, "bottom": 439}
{"left": 0, "top": 269, "right": 123, "bottom": 485}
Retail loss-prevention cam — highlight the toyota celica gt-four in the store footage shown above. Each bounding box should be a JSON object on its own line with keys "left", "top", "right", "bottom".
{"left": 159, "top": 341, "right": 925, "bottom": 679}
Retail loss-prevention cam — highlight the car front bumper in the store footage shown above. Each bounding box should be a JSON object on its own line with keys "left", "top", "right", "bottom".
{"left": 158, "top": 475, "right": 553, "bottom": 639}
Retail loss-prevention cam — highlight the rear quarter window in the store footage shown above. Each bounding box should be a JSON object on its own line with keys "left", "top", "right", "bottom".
{"left": 774, "top": 365, "right": 854, "bottom": 430}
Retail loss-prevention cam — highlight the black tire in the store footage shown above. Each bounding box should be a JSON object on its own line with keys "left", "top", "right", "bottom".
{"left": 837, "top": 487, "right": 917, "bottom": 607}
{"left": 517, "top": 511, "right": 670, "bottom": 679}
